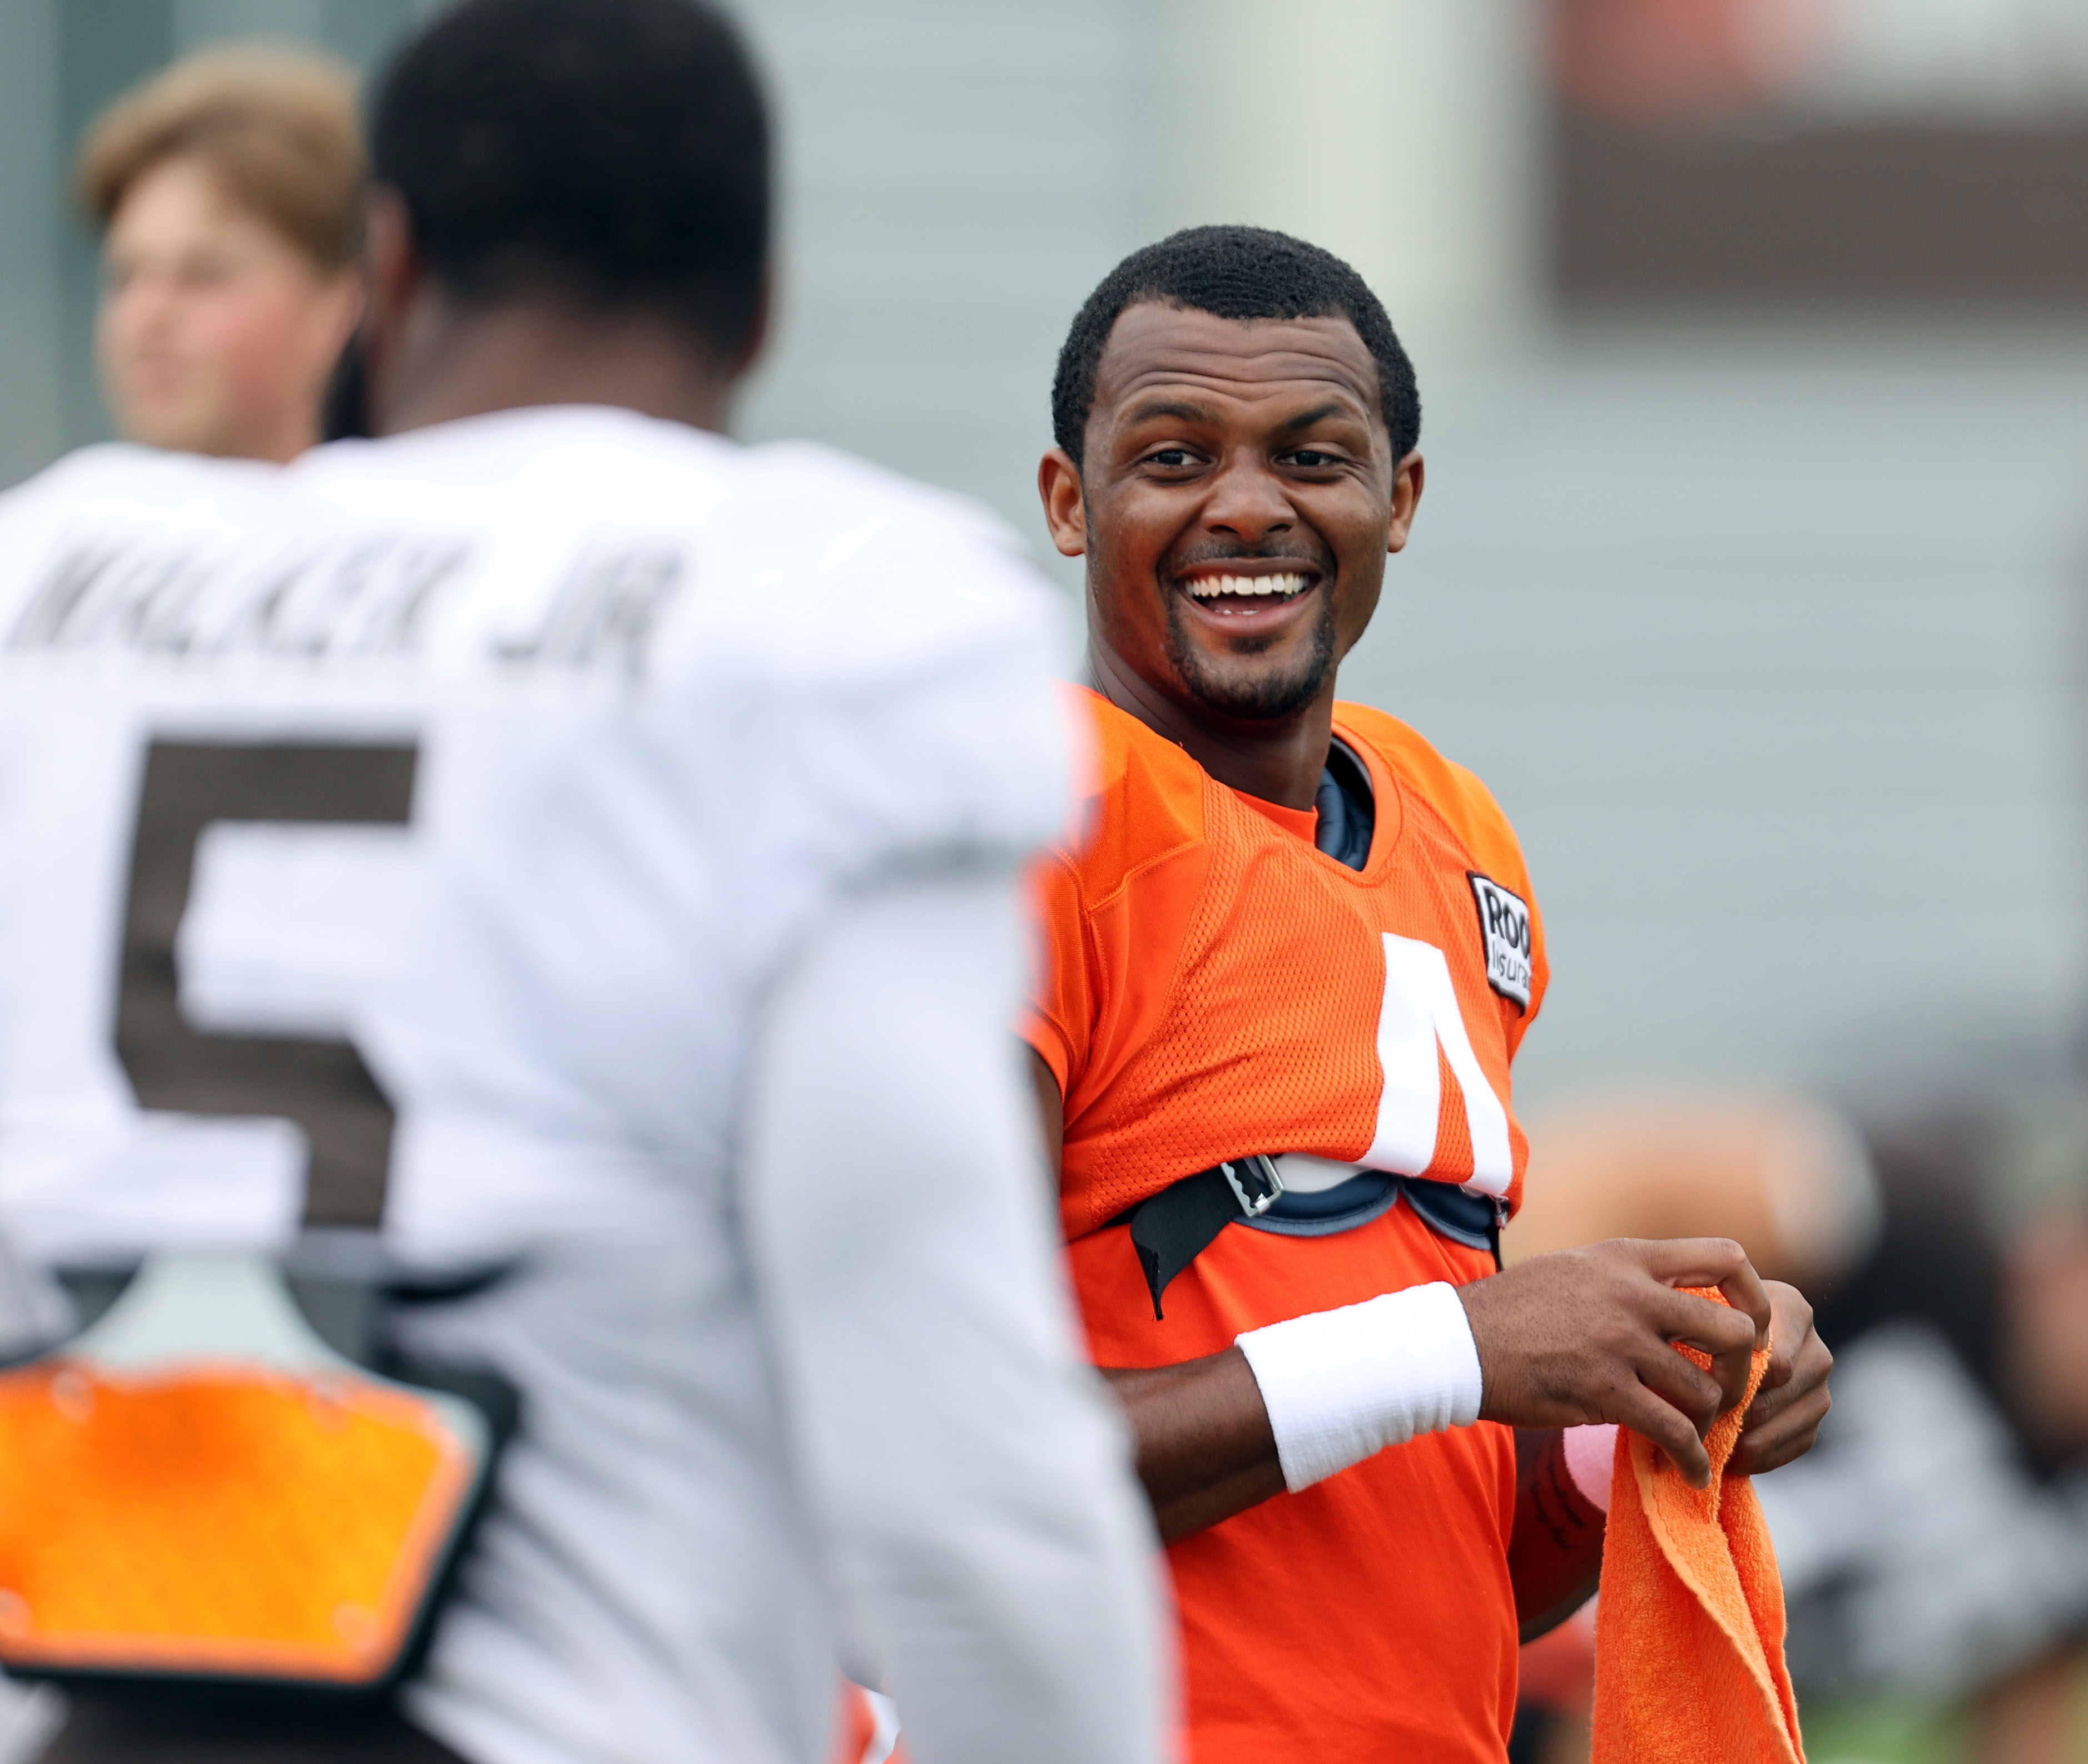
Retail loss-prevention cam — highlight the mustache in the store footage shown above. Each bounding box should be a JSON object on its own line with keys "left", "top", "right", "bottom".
{"left": 1164, "top": 542, "right": 1331, "bottom": 576}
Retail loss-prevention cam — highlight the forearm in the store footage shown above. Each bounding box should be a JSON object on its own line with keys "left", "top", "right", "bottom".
{"left": 1103, "top": 1351, "right": 1284, "bottom": 1543}
{"left": 1510, "top": 1427, "right": 1606, "bottom": 1641}
{"left": 1104, "top": 1283, "right": 1484, "bottom": 1544}
{"left": 1111, "top": 1362, "right": 1608, "bottom": 1638}
{"left": 745, "top": 867, "right": 1165, "bottom": 1764}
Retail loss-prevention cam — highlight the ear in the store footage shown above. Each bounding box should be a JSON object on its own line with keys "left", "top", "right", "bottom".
{"left": 728, "top": 258, "right": 775, "bottom": 381}
{"left": 1386, "top": 449, "right": 1425, "bottom": 555}
{"left": 1038, "top": 447, "right": 1088, "bottom": 558}
{"left": 316, "top": 265, "right": 365, "bottom": 362}
{"left": 358, "top": 186, "right": 425, "bottom": 433}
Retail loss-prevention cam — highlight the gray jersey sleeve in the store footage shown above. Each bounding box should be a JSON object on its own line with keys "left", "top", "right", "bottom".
{"left": 739, "top": 861, "right": 1169, "bottom": 1764}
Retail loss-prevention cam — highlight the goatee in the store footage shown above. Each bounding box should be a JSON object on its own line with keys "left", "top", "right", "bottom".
{"left": 1164, "top": 587, "right": 1338, "bottom": 722}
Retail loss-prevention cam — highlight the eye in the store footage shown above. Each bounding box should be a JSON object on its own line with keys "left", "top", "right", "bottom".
{"left": 1285, "top": 448, "right": 1342, "bottom": 469}
{"left": 1143, "top": 447, "right": 1196, "bottom": 469}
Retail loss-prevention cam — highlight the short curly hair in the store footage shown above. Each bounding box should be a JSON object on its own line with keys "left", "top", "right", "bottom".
{"left": 1051, "top": 225, "right": 1420, "bottom": 470}
{"left": 370, "top": 0, "right": 769, "bottom": 361}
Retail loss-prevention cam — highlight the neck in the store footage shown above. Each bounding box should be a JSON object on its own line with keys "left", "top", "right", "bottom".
{"left": 1089, "top": 642, "right": 1335, "bottom": 811}
{"left": 376, "top": 298, "right": 738, "bottom": 437}
{"left": 213, "top": 414, "right": 316, "bottom": 467}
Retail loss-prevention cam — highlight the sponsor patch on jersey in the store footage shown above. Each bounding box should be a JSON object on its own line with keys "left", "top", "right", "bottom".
{"left": 1467, "top": 873, "right": 1532, "bottom": 1009}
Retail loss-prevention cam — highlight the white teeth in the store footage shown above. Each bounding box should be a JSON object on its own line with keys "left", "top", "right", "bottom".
{"left": 1186, "top": 572, "right": 1309, "bottom": 601}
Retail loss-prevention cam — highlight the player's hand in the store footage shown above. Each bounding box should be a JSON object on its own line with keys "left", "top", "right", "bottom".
{"left": 1727, "top": 1280, "right": 1832, "bottom": 1478}
{"left": 1458, "top": 1238, "right": 1771, "bottom": 1489}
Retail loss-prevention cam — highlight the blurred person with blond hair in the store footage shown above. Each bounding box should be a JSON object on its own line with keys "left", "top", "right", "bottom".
{"left": 79, "top": 44, "right": 365, "bottom": 463}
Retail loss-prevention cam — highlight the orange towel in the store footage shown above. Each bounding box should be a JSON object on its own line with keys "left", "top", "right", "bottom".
{"left": 1591, "top": 1290, "right": 1804, "bottom": 1764}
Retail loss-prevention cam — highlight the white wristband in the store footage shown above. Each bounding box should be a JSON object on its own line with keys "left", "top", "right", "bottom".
{"left": 1561, "top": 1423, "right": 1618, "bottom": 1515}
{"left": 1234, "top": 1282, "right": 1484, "bottom": 1493}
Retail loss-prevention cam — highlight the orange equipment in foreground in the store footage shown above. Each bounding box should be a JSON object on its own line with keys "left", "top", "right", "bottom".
{"left": 0, "top": 1253, "right": 490, "bottom": 1691}
{"left": 1592, "top": 1292, "right": 1804, "bottom": 1764}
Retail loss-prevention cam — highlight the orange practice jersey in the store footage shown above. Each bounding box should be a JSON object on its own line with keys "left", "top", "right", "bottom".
{"left": 1024, "top": 688, "right": 1549, "bottom": 1764}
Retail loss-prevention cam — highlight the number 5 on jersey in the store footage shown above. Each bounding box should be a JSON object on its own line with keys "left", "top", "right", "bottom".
{"left": 117, "top": 741, "right": 417, "bottom": 1231}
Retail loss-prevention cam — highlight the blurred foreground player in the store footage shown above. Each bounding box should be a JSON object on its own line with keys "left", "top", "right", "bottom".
{"left": 1026, "top": 227, "right": 1834, "bottom": 1763}
{"left": 0, "top": 3, "right": 1164, "bottom": 1761}
{"left": 80, "top": 46, "right": 365, "bottom": 461}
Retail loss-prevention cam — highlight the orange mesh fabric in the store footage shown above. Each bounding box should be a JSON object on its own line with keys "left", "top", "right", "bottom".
{"left": 1104, "top": 777, "right": 1388, "bottom": 1215}
{"left": 1028, "top": 690, "right": 1548, "bottom": 1241}
{"left": 0, "top": 1359, "right": 473, "bottom": 1683}
{"left": 1025, "top": 690, "right": 1550, "bottom": 1764}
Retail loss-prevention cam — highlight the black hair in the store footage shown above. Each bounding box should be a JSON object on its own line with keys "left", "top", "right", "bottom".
{"left": 320, "top": 335, "right": 369, "bottom": 442}
{"left": 370, "top": 0, "right": 769, "bottom": 359}
{"left": 1051, "top": 225, "right": 1420, "bottom": 469}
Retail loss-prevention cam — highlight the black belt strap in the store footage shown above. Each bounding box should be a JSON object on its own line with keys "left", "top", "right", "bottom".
{"left": 1125, "top": 1157, "right": 1281, "bottom": 1321}
{"left": 1120, "top": 1158, "right": 1505, "bottom": 1320}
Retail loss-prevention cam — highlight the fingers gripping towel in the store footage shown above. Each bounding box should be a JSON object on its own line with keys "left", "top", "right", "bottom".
{"left": 1591, "top": 1289, "right": 1804, "bottom": 1764}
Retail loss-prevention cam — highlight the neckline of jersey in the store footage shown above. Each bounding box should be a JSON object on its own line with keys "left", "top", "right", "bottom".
{"left": 1220, "top": 711, "right": 1406, "bottom": 882}
{"left": 1332, "top": 712, "right": 1406, "bottom": 880}
{"left": 1231, "top": 791, "right": 1317, "bottom": 843}
{"left": 1073, "top": 685, "right": 1409, "bottom": 880}
{"left": 298, "top": 402, "right": 740, "bottom": 474}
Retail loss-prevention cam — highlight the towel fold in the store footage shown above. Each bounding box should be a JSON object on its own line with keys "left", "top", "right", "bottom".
{"left": 1591, "top": 1289, "right": 1804, "bottom": 1764}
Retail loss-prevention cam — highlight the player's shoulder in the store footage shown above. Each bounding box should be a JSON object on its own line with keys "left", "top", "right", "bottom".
{"left": 740, "top": 436, "right": 1006, "bottom": 536}
{"left": 1335, "top": 701, "right": 1532, "bottom": 894}
{"left": 739, "top": 439, "right": 1036, "bottom": 605}
{"left": 295, "top": 409, "right": 1016, "bottom": 577}
{"left": 1048, "top": 688, "right": 1208, "bottom": 905}
{"left": 0, "top": 444, "right": 281, "bottom": 627}
{"left": 711, "top": 439, "right": 1063, "bottom": 692}
{"left": 290, "top": 406, "right": 739, "bottom": 522}
{"left": 303, "top": 413, "right": 1059, "bottom": 669}
{"left": 683, "top": 439, "right": 1081, "bottom": 879}
{"left": 1, "top": 441, "right": 276, "bottom": 524}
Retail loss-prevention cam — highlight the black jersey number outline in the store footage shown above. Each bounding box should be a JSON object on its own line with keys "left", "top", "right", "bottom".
{"left": 115, "top": 741, "right": 417, "bottom": 1230}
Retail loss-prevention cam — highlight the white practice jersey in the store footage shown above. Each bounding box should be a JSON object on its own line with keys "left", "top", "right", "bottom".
{"left": 0, "top": 409, "right": 1165, "bottom": 1764}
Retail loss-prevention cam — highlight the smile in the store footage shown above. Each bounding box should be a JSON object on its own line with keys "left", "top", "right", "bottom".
{"left": 1182, "top": 572, "right": 1314, "bottom": 615}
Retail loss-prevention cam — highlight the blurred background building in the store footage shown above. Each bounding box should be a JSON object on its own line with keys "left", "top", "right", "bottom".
{"left": 9, "top": 0, "right": 2087, "bottom": 1112}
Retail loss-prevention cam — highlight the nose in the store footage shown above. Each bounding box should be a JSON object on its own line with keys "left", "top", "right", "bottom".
{"left": 105, "top": 276, "right": 173, "bottom": 349}
{"left": 1200, "top": 453, "right": 1294, "bottom": 548}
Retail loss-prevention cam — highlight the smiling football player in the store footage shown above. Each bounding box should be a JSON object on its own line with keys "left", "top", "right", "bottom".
{"left": 1025, "top": 226, "right": 1835, "bottom": 1764}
